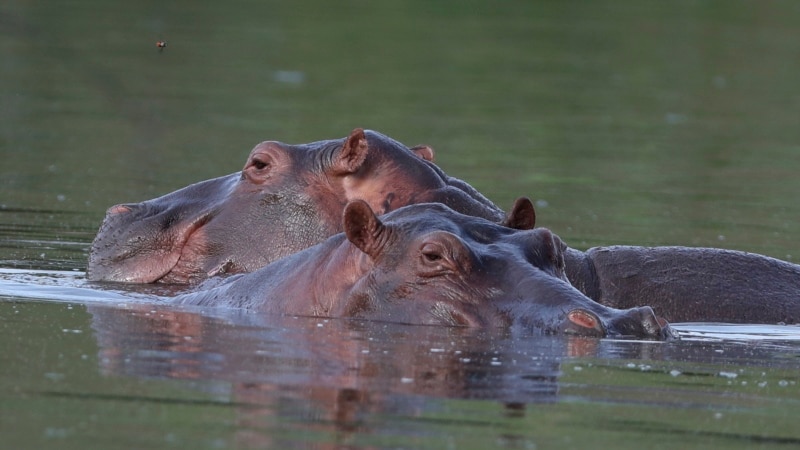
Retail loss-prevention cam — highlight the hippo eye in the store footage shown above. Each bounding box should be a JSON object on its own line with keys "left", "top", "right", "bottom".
{"left": 252, "top": 158, "right": 269, "bottom": 170}
{"left": 421, "top": 243, "right": 444, "bottom": 262}
{"left": 423, "top": 252, "right": 442, "bottom": 262}
{"left": 418, "top": 235, "right": 468, "bottom": 277}
{"left": 419, "top": 243, "right": 452, "bottom": 277}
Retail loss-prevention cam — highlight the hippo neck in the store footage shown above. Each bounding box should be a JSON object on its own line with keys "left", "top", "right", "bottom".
{"left": 417, "top": 160, "right": 505, "bottom": 222}
{"left": 255, "top": 236, "right": 371, "bottom": 317}
{"left": 427, "top": 179, "right": 506, "bottom": 222}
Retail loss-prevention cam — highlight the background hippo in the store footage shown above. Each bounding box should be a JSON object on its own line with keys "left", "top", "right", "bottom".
{"left": 89, "top": 129, "right": 800, "bottom": 325}
{"left": 174, "top": 200, "right": 674, "bottom": 340}
{"left": 564, "top": 246, "right": 800, "bottom": 324}
{"left": 88, "top": 128, "right": 506, "bottom": 284}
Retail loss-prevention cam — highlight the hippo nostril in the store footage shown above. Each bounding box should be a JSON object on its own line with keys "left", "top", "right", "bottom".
{"left": 656, "top": 316, "right": 678, "bottom": 341}
{"left": 568, "top": 309, "right": 599, "bottom": 330}
{"left": 629, "top": 306, "right": 677, "bottom": 340}
{"left": 636, "top": 306, "right": 663, "bottom": 337}
{"left": 107, "top": 204, "right": 134, "bottom": 215}
{"left": 562, "top": 309, "right": 605, "bottom": 337}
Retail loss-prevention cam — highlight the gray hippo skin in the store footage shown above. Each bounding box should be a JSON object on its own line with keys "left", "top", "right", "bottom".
{"left": 563, "top": 246, "right": 800, "bottom": 324}
{"left": 89, "top": 128, "right": 800, "bottom": 324}
{"left": 88, "top": 128, "right": 502, "bottom": 284}
{"left": 174, "top": 200, "right": 674, "bottom": 340}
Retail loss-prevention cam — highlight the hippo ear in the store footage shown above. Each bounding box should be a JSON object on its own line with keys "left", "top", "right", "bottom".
{"left": 502, "top": 197, "right": 536, "bottom": 230}
{"left": 331, "top": 128, "right": 369, "bottom": 174}
{"left": 343, "top": 200, "right": 386, "bottom": 259}
{"left": 410, "top": 145, "right": 435, "bottom": 162}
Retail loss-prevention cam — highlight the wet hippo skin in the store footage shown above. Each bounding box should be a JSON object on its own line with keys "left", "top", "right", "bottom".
{"left": 89, "top": 128, "right": 800, "bottom": 324}
{"left": 88, "top": 128, "right": 503, "bottom": 284}
{"left": 174, "top": 200, "right": 674, "bottom": 340}
{"left": 564, "top": 246, "right": 800, "bottom": 324}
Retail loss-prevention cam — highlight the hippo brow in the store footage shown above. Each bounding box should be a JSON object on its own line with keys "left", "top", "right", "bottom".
{"left": 307, "top": 139, "right": 347, "bottom": 170}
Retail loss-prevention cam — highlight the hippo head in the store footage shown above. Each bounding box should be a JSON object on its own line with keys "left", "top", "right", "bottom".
{"left": 88, "top": 129, "right": 503, "bottom": 283}
{"left": 336, "top": 199, "right": 676, "bottom": 340}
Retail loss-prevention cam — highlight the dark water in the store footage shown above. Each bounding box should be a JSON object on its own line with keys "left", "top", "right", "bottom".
{"left": 2, "top": 1, "right": 800, "bottom": 448}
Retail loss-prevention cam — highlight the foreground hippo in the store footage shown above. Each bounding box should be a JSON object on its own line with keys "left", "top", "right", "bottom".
{"left": 88, "top": 129, "right": 503, "bottom": 284}
{"left": 174, "top": 200, "right": 674, "bottom": 340}
{"left": 90, "top": 128, "right": 800, "bottom": 324}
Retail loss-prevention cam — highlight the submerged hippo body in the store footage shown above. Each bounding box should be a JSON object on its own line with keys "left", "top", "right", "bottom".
{"left": 90, "top": 128, "right": 800, "bottom": 324}
{"left": 88, "top": 129, "right": 503, "bottom": 284}
{"left": 174, "top": 200, "right": 674, "bottom": 340}
{"left": 564, "top": 246, "right": 800, "bottom": 324}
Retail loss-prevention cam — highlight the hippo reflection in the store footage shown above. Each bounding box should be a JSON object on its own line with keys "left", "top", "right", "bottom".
{"left": 174, "top": 200, "right": 674, "bottom": 340}
{"left": 89, "top": 129, "right": 800, "bottom": 324}
{"left": 85, "top": 301, "right": 584, "bottom": 444}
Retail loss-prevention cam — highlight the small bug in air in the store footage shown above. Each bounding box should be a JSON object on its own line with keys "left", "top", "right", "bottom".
{"left": 156, "top": 41, "right": 167, "bottom": 52}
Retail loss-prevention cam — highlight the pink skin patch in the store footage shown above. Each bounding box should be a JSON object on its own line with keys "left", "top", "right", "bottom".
{"left": 107, "top": 205, "right": 132, "bottom": 215}
{"left": 567, "top": 309, "right": 600, "bottom": 330}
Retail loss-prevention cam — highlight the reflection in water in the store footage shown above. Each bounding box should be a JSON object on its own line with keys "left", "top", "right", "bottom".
{"left": 2, "top": 272, "right": 800, "bottom": 447}
{"left": 86, "top": 302, "right": 589, "bottom": 445}
{"left": 82, "top": 299, "right": 800, "bottom": 447}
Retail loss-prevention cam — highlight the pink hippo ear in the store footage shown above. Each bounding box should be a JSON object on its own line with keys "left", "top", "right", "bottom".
{"left": 331, "top": 128, "right": 370, "bottom": 175}
{"left": 343, "top": 200, "right": 386, "bottom": 259}
{"left": 410, "top": 145, "right": 435, "bottom": 162}
{"left": 502, "top": 197, "right": 536, "bottom": 230}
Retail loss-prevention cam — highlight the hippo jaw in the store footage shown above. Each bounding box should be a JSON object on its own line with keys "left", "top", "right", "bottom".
{"left": 87, "top": 205, "right": 215, "bottom": 283}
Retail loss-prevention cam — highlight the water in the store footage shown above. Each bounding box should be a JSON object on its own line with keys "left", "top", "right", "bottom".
{"left": 3, "top": 0, "right": 800, "bottom": 448}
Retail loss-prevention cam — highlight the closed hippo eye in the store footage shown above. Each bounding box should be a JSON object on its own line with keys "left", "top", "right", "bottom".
{"left": 419, "top": 242, "right": 451, "bottom": 275}
{"left": 421, "top": 244, "right": 443, "bottom": 262}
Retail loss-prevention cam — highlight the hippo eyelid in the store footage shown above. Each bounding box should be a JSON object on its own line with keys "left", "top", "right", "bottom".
{"left": 418, "top": 241, "right": 452, "bottom": 275}
{"left": 418, "top": 234, "right": 473, "bottom": 276}
{"left": 247, "top": 153, "right": 273, "bottom": 171}
{"left": 421, "top": 242, "right": 444, "bottom": 261}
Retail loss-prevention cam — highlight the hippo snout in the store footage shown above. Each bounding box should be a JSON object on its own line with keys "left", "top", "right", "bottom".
{"left": 607, "top": 306, "right": 677, "bottom": 341}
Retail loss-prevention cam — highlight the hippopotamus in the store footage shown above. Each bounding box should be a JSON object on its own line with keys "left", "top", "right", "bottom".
{"left": 88, "top": 129, "right": 503, "bottom": 284}
{"left": 89, "top": 128, "right": 800, "bottom": 324}
{"left": 173, "top": 199, "right": 674, "bottom": 340}
{"left": 564, "top": 246, "right": 800, "bottom": 323}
